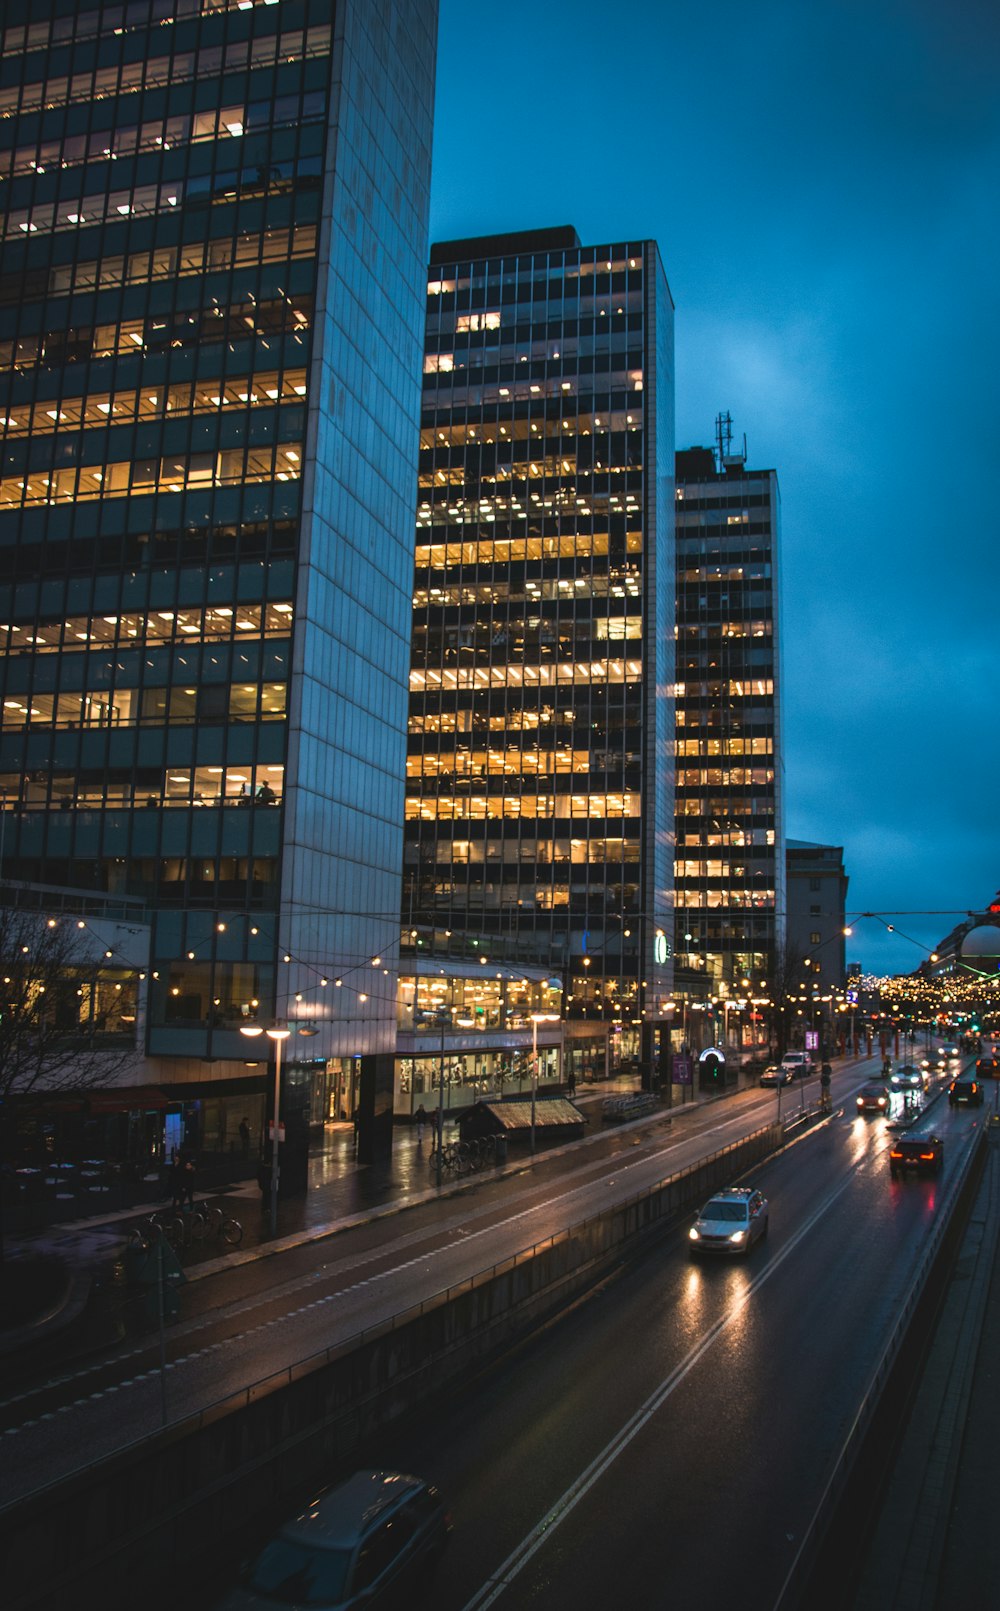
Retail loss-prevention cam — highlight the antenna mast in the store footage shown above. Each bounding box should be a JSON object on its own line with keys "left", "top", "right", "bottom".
{"left": 714, "top": 411, "right": 733, "bottom": 470}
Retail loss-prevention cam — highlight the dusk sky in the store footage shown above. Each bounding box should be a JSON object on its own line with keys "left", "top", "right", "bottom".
{"left": 428, "top": 0, "right": 999, "bottom": 978}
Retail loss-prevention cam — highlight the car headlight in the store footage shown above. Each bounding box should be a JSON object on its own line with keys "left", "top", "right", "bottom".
{"left": 689, "top": 1226, "right": 701, "bottom": 1241}
{"left": 729, "top": 1229, "right": 747, "bottom": 1243}
{"left": 878, "top": 1097, "right": 887, "bottom": 1106}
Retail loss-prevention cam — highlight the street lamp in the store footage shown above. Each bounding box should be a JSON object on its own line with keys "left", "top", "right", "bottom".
{"left": 239, "top": 1021, "right": 290, "bottom": 1236}
{"left": 530, "top": 1012, "right": 561, "bottom": 1154}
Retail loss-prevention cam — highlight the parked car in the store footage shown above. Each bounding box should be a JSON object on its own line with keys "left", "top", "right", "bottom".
{"left": 889, "top": 1133, "right": 943, "bottom": 1178}
{"left": 688, "top": 1186, "right": 769, "bottom": 1256}
{"left": 759, "top": 1064, "right": 791, "bottom": 1087}
{"left": 949, "top": 1076, "right": 984, "bottom": 1106}
{"left": 217, "top": 1470, "right": 451, "bottom": 1611}
{"left": 856, "top": 1082, "right": 890, "bottom": 1115}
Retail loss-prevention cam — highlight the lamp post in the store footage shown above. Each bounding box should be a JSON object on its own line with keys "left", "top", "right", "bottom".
{"left": 239, "top": 1021, "right": 290, "bottom": 1236}
{"left": 436, "top": 1005, "right": 448, "bottom": 1189}
{"left": 530, "top": 1013, "right": 560, "bottom": 1154}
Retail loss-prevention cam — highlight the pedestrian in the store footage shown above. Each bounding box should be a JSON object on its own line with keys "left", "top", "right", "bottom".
{"left": 414, "top": 1104, "right": 427, "bottom": 1143}
{"left": 180, "top": 1152, "right": 196, "bottom": 1210}
{"left": 567, "top": 1069, "right": 577, "bottom": 1098}
{"left": 239, "top": 1117, "right": 250, "bottom": 1157}
{"left": 168, "top": 1150, "right": 184, "bottom": 1210}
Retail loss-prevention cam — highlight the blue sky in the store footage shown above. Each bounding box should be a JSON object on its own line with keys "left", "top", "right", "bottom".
{"left": 428, "top": 0, "right": 1000, "bottom": 976}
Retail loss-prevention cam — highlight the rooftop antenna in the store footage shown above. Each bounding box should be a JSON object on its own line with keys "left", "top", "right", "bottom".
{"left": 715, "top": 410, "right": 747, "bottom": 472}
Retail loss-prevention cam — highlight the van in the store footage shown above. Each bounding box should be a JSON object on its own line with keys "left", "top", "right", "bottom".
{"left": 779, "top": 1051, "right": 812, "bottom": 1077}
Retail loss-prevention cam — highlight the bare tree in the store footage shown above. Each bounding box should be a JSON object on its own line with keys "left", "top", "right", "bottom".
{"left": 0, "top": 906, "right": 143, "bottom": 1261}
{"left": 765, "top": 941, "right": 809, "bottom": 1059}
{"left": 0, "top": 906, "right": 141, "bottom": 1102}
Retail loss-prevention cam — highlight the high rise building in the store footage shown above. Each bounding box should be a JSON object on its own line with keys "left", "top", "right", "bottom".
{"left": 673, "top": 426, "right": 785, "bottom": 1048}
{"left": 0, "top": 0, "right": 438, "bottom": 1161}
{"left": 399, "top": 226, "right": 674, "bottom": 1103}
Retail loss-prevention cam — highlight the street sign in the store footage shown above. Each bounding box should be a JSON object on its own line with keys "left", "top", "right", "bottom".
{"left": 805, "top": 1030, "right": 819, "bottom": 1050}
{"left": 268, "top": 1121, "right": 286, "bottom": 1142}
{"left": 673, "top": 1055, "right": 693, "bottom": 1085}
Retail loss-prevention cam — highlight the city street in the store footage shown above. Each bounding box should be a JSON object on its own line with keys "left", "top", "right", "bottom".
{"left": 0, "top": 1057, "right": 968, "bottom": 1512}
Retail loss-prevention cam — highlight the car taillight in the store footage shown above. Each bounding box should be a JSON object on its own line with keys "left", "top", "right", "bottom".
{"left": 919, "top": 1152, "right": 935, "bottom": 1161}
{"left": 890, "top": 1150, "right": 902, "bottom": 1160}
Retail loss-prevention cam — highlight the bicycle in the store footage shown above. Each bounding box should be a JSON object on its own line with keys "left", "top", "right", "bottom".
{"left": 428, "top": 1140, "right": 468, "bottom": 1174}
{"left": 136, "top": 1212, "right": 184, "bottom": 1251}
{"left": 198, "top": 1203, "right": 244, "bottom": 1246}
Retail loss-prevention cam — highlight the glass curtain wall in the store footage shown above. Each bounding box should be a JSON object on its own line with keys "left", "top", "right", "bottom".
{"left": 673, "top": 446, "right": 785, "bottom": 1045}
{"left": 405, "top": 230, "right": 674, "bottom": 1069}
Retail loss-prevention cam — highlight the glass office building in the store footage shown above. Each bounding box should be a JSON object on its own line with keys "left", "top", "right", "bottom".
{"left": 0, "top": 0, "right": 438, "bottom": 1152}
{"left": 673, "top": 434, "right": 785, "bottom": 1047}
{"left": 402, "top": 227, "right": 675, "bottom": 1098}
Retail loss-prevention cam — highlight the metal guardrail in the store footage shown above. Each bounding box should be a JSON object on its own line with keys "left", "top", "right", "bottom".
{"left": 771, "top": 1112, "right": 989, "bottom": 1610}
{"left": 2, "top": 1121, "right": 781, "bottom": 1512}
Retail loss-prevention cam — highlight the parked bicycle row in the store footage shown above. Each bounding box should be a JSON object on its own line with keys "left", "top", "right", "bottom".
{"left": 428, "top": 1134, "right": 506, "bottom": 1175}
{"left": 129, "top": 1200, "right": 243, "bottom": 1253}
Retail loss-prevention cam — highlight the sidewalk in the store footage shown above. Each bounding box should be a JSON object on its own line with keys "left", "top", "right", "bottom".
{"left": 4, "top": 1076, "right": 653, "bottom": 1281}
{"left": 4, "top": 1059, "right": 853, "bottom": 1284}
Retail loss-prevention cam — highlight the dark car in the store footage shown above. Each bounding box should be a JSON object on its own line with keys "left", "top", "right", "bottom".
{"left": 218, "top": 1470, "right": 451, "bottom": 1611}
{"left": 856, "top": 1082, "right": 890, "bottom": 1115}
{"left": 976, "top": 1057, "right": 1000, "bottom": 1080}
{"left": 759, "top": 1064, "right": 791, "bottom": 1087}
{"left": 889, "top": 1133, "right": 943, "bottom": 1178}
{"left": 949, "top": 1076, "right": 984, "bottom": 1106}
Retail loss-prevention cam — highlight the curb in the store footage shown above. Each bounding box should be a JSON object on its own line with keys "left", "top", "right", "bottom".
{"left": 0, "top": 1268, "right": 92, "bottom": 1357}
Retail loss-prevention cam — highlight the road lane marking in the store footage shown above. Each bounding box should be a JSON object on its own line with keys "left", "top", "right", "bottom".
{"left": 458, "top": 1165, "right": 861, "bottom": 1611}
{"left": 0, "top": 1117, "right": 806, "bottom": 1437}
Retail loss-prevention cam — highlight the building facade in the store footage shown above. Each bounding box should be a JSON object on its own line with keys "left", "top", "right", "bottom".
{"left": 785, "top": 839, "right": 848, "bottom": 989}
{"left": 0, "top": 0, "right": 438, "bottom": 1161}
{"left": 400, "top": 226, "right": 675, "bottom": 1106}
{"left": 673, "top": 430, "right": 784, "bottom": 1055}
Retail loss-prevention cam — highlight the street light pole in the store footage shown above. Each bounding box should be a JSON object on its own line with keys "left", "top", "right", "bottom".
{"left": 531, "top": 1014, "right": 539, "bottom": 1155}
{"left": 266, "top": 1026, "right": 289, "bottom": 1237}
{"left": 437, "top": 1009, "right": 446, "bottom": 1189}
{"left": 240, "top": 1021, "right": 290, "bottom": 1237}
{"left": 529, "top": 1013, "right": 560, "bottom": 1155}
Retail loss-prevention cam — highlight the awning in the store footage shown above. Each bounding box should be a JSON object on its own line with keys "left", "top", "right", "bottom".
{"left": 467, "top": 1099, "right": 584, "bottom": 1133}
{"left": 87, "top": 1085, "right": 170, "bottom": 1114}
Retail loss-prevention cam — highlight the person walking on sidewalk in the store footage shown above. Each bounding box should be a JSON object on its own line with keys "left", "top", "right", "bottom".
{"left": 168, "top": 1150, "right": 184, "bottom": 1211}
{"left": 414, "top": 1104, "right": 428, "bottom": 1143}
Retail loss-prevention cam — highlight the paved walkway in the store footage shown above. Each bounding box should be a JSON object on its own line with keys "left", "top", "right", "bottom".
{"left": 4, "top": 1076, "right": 659, "bottom": 1280}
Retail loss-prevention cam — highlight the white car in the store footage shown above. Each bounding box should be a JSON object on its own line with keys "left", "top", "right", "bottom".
{"left": 779, "top": 1051, "right": 812, "bottom": 1078}
{"left": 689, "top": 1186, "right": 769, "bottom": 1256}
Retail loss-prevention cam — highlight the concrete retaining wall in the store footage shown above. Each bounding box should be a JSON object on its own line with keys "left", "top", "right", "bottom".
{"left": 3, "top": 1123, "right": 782, "bottom": 1611}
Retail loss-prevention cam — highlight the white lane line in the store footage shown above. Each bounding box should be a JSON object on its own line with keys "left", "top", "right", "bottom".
{"left": 0, "top": 1137, "right": 699, "bottom": 1416}
{"left": 0, "top": 1126, "right": 785, "bottom": 1433}
{"left": 459, "top": 1165, "right": 860, "bottom": 1611}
